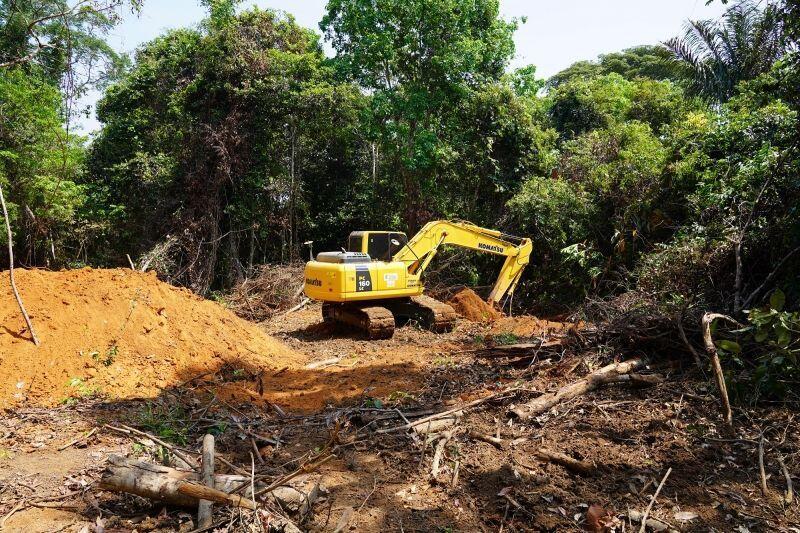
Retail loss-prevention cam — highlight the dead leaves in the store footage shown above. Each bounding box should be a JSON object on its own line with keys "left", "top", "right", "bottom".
{"left": 585, "top": 503, "right": 621, "bottom": 532}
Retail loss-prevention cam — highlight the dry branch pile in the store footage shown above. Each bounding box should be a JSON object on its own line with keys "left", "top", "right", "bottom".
{"left": 225, "top": 263, "right": 306, "bottom": 321}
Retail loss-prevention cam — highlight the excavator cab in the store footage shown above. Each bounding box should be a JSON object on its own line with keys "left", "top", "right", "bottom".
{"left": 346, "top": 231, "right": 408, "bottom": 261}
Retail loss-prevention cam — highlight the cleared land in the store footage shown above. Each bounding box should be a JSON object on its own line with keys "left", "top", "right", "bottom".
{"left": 0, "top": 269, "right": 797, "bottom": 532}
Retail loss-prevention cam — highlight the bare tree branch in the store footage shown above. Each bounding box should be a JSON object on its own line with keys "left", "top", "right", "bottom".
{"left": 701, "top": 312, "right": 743, "bottom": 427}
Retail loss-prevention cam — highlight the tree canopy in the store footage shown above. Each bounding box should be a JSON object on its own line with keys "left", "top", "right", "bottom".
{"left": 0, "top": 0, "right": 796, "bottom": 351}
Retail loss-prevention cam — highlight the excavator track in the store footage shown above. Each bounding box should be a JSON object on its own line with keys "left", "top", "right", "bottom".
{"left": 322, "top": 303, "right": 395, "bottom": 340}
{"left": 408, "top": 295, "right": 458, "bottom": 333}
{"left": 384, "top": 295, "right": 457, "bottom": 333}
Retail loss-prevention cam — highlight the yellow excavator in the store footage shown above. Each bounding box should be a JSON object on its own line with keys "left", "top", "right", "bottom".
{"left": 303, "top": 220, "right": 532, "bottom": 339}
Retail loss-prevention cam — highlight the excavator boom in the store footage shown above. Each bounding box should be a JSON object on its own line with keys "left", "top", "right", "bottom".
{"left": 392, "top": 220, "right": 533, "bottom": 304}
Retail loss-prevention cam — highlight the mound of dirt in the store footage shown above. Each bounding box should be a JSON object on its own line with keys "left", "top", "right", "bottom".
{"left": 0, "top": 268, "right": 302, "bottom": 409}
{"left": 447, "top": 287, "right": 503, "bottom": 322}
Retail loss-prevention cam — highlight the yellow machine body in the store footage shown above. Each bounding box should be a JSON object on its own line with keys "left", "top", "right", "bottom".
{"left": 304, "top": 221, "right": 532, "bottom": 305}
{"left": 304, "top": 230, "right": 422, "bottom": 302}
{"left": 303, "top": 260, "right": 420, "bottom": 302}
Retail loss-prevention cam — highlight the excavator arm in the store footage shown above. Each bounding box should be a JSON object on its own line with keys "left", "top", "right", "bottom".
{"left": 392, "top": 220, "right": 532, "bottom": 304}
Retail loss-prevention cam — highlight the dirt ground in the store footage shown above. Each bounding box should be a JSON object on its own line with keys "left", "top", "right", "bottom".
{"left": 1, "top": 298, "right": 798, "bottom": 532}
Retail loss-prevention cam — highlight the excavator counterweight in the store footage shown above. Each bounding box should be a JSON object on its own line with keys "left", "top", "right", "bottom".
{"left": 304, "top": 220, "right": 532, "bottom": 339}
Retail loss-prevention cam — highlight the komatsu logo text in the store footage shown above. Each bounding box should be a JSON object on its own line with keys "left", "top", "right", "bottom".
{"left": 478, "top": 243, "right": 504, "bottom": 253}
{"left": 305, "top": 277, "right": 322, "bottom": 287}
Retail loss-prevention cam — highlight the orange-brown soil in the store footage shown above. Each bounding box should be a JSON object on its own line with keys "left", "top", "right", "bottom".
{"left": 447, "top": 287, "right": 502, "bottom": 322}
{"left": 490, "top": 315, "right": 581, "bottom": 337}
{"left": 0, "top": 268, "right": 302, "bottom": 409}
{"left": 0, "top": 284, "right": 796, "bottom": 533}
{"left": 0, "top": 269, "right": 475, "bottom": 412}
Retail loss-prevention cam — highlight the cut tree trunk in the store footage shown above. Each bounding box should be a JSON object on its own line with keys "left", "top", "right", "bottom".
{"left": 99, "top": 455, "right": 317, "bottom": 512}
{"left": 98, "top": 455, "right": 250, "bottom": 508}
{"left": 508, "top": 359, "right": 647, "bottom": 420}
{"left": 198, "top": 434, "right": 215, "bottom": 528}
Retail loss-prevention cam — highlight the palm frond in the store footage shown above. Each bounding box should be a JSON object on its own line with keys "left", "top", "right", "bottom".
{"left": 666, "top": 0, "right": 787, "bottom": 102}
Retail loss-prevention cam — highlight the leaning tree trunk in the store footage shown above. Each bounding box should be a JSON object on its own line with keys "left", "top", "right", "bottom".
{"left": 0, "top": 183, "right": 39, "bottom": 346}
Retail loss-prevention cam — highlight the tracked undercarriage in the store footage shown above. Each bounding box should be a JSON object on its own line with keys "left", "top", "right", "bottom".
{"left": 322, "top": 295, "right": 457, "bottom": 339}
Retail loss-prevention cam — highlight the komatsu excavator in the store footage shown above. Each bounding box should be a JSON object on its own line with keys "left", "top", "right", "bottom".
{"left": 303, "top": 220, "right": 532, "bottom": 339}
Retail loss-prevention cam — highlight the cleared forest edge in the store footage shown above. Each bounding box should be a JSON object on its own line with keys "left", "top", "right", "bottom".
{"left": 0, "top": 268, "right": 303, "bottom": 409}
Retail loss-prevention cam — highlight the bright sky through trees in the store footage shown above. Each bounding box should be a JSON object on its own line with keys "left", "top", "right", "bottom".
{"left": 77, "top": 0, "right": 727, "bottom": 133}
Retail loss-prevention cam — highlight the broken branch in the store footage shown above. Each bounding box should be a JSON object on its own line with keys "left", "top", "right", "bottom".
{"left": 178, "top": 482, "right": 256, "bottom": 510}
{"left": 701, "top": 313, "right": 741, "bottom": 427}
{"left": 777, "top": 456, "right": 793, "bottom": 505}
{"left": 104, "top": 424, "right": 197, "bottom": 469}
{"left": 57, "top": 427, "right": 97, "bottom": 451}
{"left": 534, "top": 448, "right": 593, "bottom": 475}
{"left": 508, "top": 359, "right": 647, "bottom": 420}
{"left": 638, "top": 467, "right": 672, "bottom": 533}
{"left": 378, "top": 386, "right": 521, "bottom": 434}
{"left": 677, "top": 316, "right": 703, "bottom": 368}
{"left": 758, "top": 436, "right": 769, "bottom": 497}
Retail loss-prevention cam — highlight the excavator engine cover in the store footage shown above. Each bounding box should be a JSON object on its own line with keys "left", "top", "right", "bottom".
{"left": 316, "top": 251, "right": 371, "bottom": 264}
{"left": 304, "top": 258, "right": 416, "bottom": 302}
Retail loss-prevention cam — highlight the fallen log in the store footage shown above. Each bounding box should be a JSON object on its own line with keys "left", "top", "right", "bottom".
{"left": 99, "top": 455, "right": 252, "bottom": 508}
{"left": 178, "top": 482, "right": 256, "bottom": 510}
{"left": 474, "top": 340, "right": 564, "bottom": 357}
{"left": 614, "top": 373, "right": 664, "bottom": 387}
{"left": 99, "top": 455, "right": 317, "bottom": 511}
{"left": 508, "top": 358, "right": 647, "bottom": 420}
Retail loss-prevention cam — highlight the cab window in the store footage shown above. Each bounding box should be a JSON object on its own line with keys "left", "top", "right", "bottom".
{"left": 367, "top": 233, "right": 391, "bottom": 260}
{"left": 348, "top": 234, "right": 363, "bottom": 253}
{"left": 367, "top": 232, "right": 407, "bottom": 260}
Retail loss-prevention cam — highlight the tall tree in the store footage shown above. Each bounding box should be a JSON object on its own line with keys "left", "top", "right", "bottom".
{"left": 0, "top": 0, "right": 140, "bottom": 120}
{"left": 547, "top": 46, "right": 686, "bottom": 88}
{"left": 321, "top": 0, "right": 517, "bottom": 231}
{"left": 0, "top": 67, "right": 85, "bottom": 266}
{"left": 89, "top": 8, "right": 367, "bottom": 292}
{"left": 665, "top": 0, "right": 786, "bottom": 102}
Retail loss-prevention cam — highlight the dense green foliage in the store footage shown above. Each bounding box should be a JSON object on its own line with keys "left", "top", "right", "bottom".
{"left": 88, "top": 9, "right": 371, "bottom": 291}
{"left": 0, "top": 0, "right": 140, "bottom": 266}
{"left": 2, "top": 0, "right": 798, "bottom": 323}
{"left": 546, "top": 45, "right": 687, "bottom": 88}
{"left": 320, "top": 0, "right": 523, "bottom": 231}
{"left": 0, "top": 67, "right": 85, "bottom": 264}
{"left": 0, "top": 0, "right": 138, "bottom": 114}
